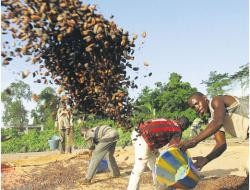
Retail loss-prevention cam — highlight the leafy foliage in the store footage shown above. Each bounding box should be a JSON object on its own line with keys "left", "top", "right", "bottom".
{"left": 2, "top": 100, "right": 28, "bottom": 128}
{"left": 3, "top": 81, "right": 32, "bottom": 101}
{"left": 1, "top": 128, "right": 55, "bottom": 153}
{"left": 30, "top": 87, "right": 59, "bottom": 127}
{"left": 134, "top": 72, "right": 197, "bottom": 122}
{"left": 1, "top": 81, "right": 31, "bottom": 129}
{"left": 202, "top": 64, "right": 249, "bottom": 97}
{"left": 230, "top": 63, "right": 249, "bottom": 90}
{"left": 202, "top": 71, "right": 231, "bottom": 97}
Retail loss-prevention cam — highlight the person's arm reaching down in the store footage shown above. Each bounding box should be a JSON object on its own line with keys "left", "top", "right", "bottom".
{"left": 192, "top": 131, "right": 227, "bottom": 170}
{"left": 180, "top": 96, "right": 226, "bottom": 151}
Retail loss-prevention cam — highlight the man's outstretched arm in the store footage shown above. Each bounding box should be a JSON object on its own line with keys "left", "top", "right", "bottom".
{"left": 193, "top": 131, "right": 227, "bottom": 170}
{"left": 180, "top": 96, "right": 226, "bottom": 150}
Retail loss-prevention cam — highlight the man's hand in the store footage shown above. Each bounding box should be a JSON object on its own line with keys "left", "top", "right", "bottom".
{"left": 179, "top": 139, "right": 197, "bottom": 152}
{"left": 192, "top": 156, "right": 209, "bottom": 170}
{"left": 168, "top": 135, "right": 181, "bottom": 147}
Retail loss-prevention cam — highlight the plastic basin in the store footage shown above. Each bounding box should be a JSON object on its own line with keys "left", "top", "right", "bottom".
{"left": 51, "top": 135, "right": 60, "bottom": 141}
{"left": 156, "top": 146, "right": 200, "bottom": 189}
{"left": 48, "top": 139, "right": 59, "bottom": 150}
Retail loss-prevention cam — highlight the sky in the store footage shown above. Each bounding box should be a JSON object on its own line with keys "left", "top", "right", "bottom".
{"left": 1, "top": 0, "right": 249, "bottom": 121}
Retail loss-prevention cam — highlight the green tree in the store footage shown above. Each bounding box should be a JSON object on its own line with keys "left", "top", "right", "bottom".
{"left": 202, "top": 71, "right": 231, "bottom": 97}
{"left": 156, "top": 73, "right": 197, "bottom": 119}
{"left": 1, "top": 81, "right": 31, "bottom": 129}
{"left": 3, "top": 81, "right": 31, "bottom": 101}
{"left": 135, "top": 73, "right": 197, "bottom": 121}
{"left": 31, "top": 87, "right": 59, "bottom": 128}
{"left": 2, "top": 100, "right": 28, "bottom": 128}
{"left": 30, "top": 108, "right": 40, "bottom": 125}
{"left": 230, "top": 63, "right": 249, "bottom": 95}
{"left": 135, "top": 102, "right": 156, "bottom": 119}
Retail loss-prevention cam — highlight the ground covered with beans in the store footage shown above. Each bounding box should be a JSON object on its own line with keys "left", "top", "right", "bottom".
{"left": 2, "top": 142, "right": 249, "bottom": 190}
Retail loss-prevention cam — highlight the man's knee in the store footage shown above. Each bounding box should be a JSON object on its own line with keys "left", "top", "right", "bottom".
{"left": 132, "top": 163, "right": 147, "bottom": 175}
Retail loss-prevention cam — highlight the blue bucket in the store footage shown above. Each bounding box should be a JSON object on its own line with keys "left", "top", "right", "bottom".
{"left": 96, "top": 159, "right": 108, "bottom": 173}
{"left": 48, "top": 135, "right": 60, "bottom": 150}
{"left": 51, "top": 135, "right": 60, "bottom": 141}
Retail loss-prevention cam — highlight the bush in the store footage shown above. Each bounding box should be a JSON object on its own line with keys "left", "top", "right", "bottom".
{"left": 1, "top": 129, "right": 56, "bottom": 153}
{"left": 5, "top": 118, "right": 221, "bottom": 153}
{"left": 43, "top": 113, "right": 55, "bottom": 130}
{"left": 117, "top": 128, "right": 131, "bottom": 147}
{"left": 1, "top": 128, "right": 19, "bottom": 138}
{"left": 73, "top": 121, "right": 86, "bottom": 149}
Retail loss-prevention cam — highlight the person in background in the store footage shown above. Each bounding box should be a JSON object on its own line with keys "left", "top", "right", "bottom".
{"left": 80, "top": 125, "right": 120, "bottom": 184}
{"left": 180, "top": 92, "right": 249, "bottom": 170}
{"left": 127, "top": 117, "right": 190, "bottom": 190}
{"left": 189, "top": 118, "right": 203, "bottom": 137}
{"left": 56, "top": 101, "right": 73, "bottom": 153}
{"left": 66, "top": 106, "right": 74, "bottom": 153}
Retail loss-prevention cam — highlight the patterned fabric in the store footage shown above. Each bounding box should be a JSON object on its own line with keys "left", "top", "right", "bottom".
{"left": 137, "top": 119, "right": 182, "bottom": 150}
